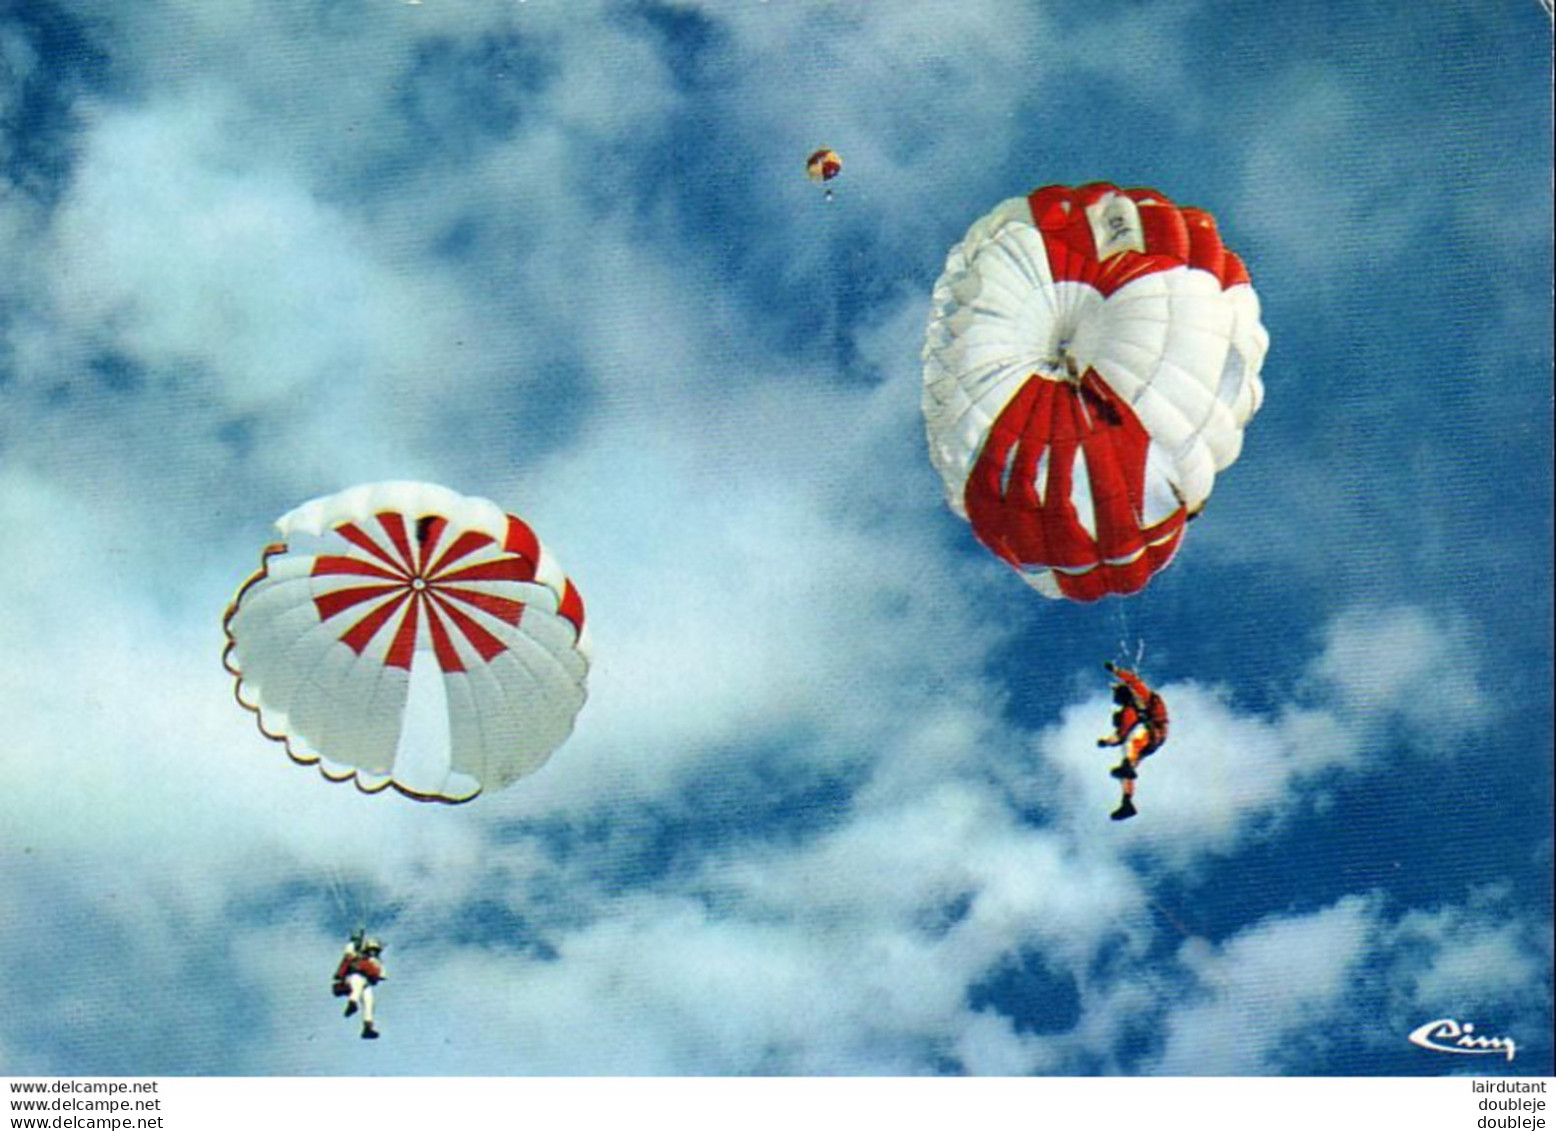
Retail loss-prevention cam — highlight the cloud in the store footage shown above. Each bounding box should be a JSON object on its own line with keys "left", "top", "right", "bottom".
{"left": 1384, "top": 886, "right": 1554, "bottom": 1023}
{"left": 1236, "top": 67, "right": 1430, "bottom": 277}
{"left": 1306, "top": 604, "right": 1492, "bottom": 750}
{"left": 46, "top": 94, "right": 430, "bottom": 407}
{"left": 1147, "top": 894, "right": 1380, "bottom": 1074}
{"left": 1036, "top": 599, "right": 1493, "bottom": 871}
{"left": 15, "top": 92, "right": 493, "bottom": 502}
{"left": 0, "top": 0, "right": 1546, "bottom": 1080}
{"left": 0, "top": 416, "right": 1515, "bottom": 1074}
{"left": 1140, "top": 885, "right": 1551, "bottom": 1076}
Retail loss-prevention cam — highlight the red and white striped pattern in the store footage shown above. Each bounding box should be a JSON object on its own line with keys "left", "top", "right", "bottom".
{"left": 923, "top": 183, "right": 1267, "bottom": 600}
{"left": 224, "top": 482, "right": 590, "bottom": 803}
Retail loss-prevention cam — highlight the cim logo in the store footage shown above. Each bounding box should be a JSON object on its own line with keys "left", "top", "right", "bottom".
{"left": 1409, "top": 1018, "right": 1516, "bottom": 1062}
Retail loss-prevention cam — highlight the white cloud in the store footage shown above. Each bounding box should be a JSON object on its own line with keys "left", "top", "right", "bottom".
{"left": 0, "top": 0, "right": 1544, "bottom": 1079}
{"left": 1307, "top": 604, "right": 1492, "bottom": 748}
{"left": 49, "top": 98, "right": 379, "bottom": 394}
{"left": 1236, "top": 64, "right": 1435, "bottom": 278}
{"left": 1137, "top": 886, "right": 1552, "bottom": 1076}
{"left": 0, "top": 443, "right": 1512, "bottom": 1073}
{"left": 1036, "top": 597, "right": 1495, "bottom": 873}
{"left": 1148, "top": 894, "right": 1379, "bottom": 1075}
{"left": 1385, "top": 888, "right": 1553, "bottom": 1020}
{"left": 1042, "top": 682, "right": 1330, "bottom": 866}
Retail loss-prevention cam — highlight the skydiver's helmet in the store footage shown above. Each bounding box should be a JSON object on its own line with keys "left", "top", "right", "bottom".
{"left": 1112, "top": 685, "right": 1133, "bottom": 707}
{"left": 361, "top": 938, "right": 383, "bottom": 955}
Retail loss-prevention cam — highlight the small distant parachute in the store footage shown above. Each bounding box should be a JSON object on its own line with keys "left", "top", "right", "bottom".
{"left": 223, "top": 481, "right": 591, "bottom": 803}
{"left": 806, "top": 148, "right": 842, "bottom": 183}
{"left": 922, "top": 182, "right": 1268, "bottom": 601}
{"left": 806, "top": 148, "right": 842, "bottom": 197}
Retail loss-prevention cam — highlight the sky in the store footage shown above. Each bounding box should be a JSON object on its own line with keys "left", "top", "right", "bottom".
{"left": 0, "top": 0, "right": 1551, "bottom": 1080}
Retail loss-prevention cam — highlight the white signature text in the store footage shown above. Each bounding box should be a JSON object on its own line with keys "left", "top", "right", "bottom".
{"left": 1409, "top": 1018, "right": 1516, "bottom": 1061}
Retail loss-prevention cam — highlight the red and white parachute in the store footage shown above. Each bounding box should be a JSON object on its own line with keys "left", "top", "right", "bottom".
{"left": 922, "top": 182, "right": 1267, "bottom": 601}
{"left": 806, "top": 147, "right": 843, "bottom": 184}
{"left": 223, "top": 481, "right": 590, "bottom": 803}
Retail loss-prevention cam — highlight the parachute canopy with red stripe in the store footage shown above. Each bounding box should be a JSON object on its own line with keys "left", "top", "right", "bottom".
{"left": 223, "top": 481, "right": 591, "bottom": 803}
{"left": 922, "top": 182, "right": 1268, "bottom": 601}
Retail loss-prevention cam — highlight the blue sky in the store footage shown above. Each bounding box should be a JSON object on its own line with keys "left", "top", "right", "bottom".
{"left": 0, "top": 0, "right": 1550, "bottom": 1078}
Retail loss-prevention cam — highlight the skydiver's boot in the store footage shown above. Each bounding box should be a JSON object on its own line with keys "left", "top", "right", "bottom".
{"left": 344, "top": 1001, "right": 358, "bottom": 1017}
{"left": 1110, "top": 760, "right": 1136, "bottom": 780}
{"left": 361, "top": 1023, "right": 380, "bottom": 1040}
{"left": 1110, "top": 795, "right": 1137, "bottom": 821}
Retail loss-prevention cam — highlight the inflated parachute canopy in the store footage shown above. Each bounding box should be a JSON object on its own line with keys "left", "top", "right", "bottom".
{"left": 806, "top": 147, "right": 843, "bottom": 183}
{"left": 223, "top": 481, "right": 590, "bottom": 803}
{"left": 922, "top": 182, "right": 1268, "bottom": 601}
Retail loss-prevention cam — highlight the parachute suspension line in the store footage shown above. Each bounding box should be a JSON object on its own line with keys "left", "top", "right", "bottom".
{"left": 1097, "top": 885, "right": 1199, "bottom": 1001}
{"left": 1109, "top": 596, "right": 1147, "bottom": 670}
{"left": 322, "top": 860, "right": 370, "bottom": 940}
{"left": 824, "top": 205, "right": 845, "bottom": 372}
{"left": 1146, "top": 894, "right": 1196, "bottom": 942}
{"left": 323, "top": 865, "right": 352, "bottom": 927}
{"left": 832, "top": 270, "right": 843, "bottom": 371}
{"left": 325, "top": 871, "right": 356, "bottom": 933}
{"left": 1112, "top": 599, "right": 1131, "bottom": 666}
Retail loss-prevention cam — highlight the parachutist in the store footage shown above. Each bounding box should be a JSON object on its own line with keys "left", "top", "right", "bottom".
{"left": 807, "top": 148, "right": 842, "bottom": 193}
{"left": 332, "top": 935, "right": 387, "bottom": 1040}
{"left": 1098, "top": 664, "right": 1168, "bottom": 820}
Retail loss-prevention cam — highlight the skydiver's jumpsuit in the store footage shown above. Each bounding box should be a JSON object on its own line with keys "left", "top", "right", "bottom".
{"left": 333, "top": 947, "right": 386, "bottom": 1037}
{"left": 1099, "top": 666, "right": 1168, "bottom": 815}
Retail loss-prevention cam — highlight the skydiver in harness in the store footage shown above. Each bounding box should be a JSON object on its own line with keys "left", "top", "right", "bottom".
{"left": 332, "top": 931, "right": 386, "bottom": 1039}
{"left": 1097, "top": 661, "right": 1169, "bottom": 821}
